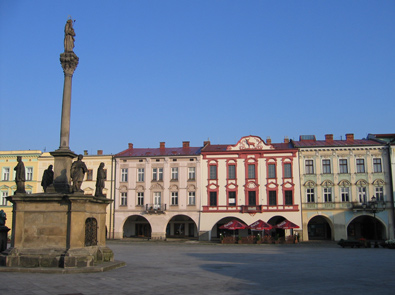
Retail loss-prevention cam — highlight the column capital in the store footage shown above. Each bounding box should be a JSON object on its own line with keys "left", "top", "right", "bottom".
{"left": 60, "top": 52, "right": 79, "bottom": 76}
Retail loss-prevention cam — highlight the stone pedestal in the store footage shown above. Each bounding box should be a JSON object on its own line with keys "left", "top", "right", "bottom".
{"left": 49, "top": 149, "right": 77, "bottom": 193}
{"left": 0, "top": 226, "right": 10, "bottom": 252}
{"left": 0, "top": 193, "right": 114, "bottom": 268}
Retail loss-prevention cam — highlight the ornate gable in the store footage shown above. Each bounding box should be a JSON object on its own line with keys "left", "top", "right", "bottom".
{"left": 226, "top": 136, "right": 273, "bottom": 151}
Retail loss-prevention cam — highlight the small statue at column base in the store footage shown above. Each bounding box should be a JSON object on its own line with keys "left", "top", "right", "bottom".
{"left": 70, "top": 154, "right": 88, "bottom": 193}
{"left": 95, "top": 162, "right": 106, "bottom": 197}
{"left": 14, "top": 156, "right": 26, "bottom": 193}
{"left": 41, "top": 165, "right": 54, "bottom": 193}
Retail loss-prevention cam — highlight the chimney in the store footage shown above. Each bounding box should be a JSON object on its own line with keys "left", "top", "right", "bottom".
{"left": 346, "top": 134, "right": 354, "bottom": 141}
{"left": 84, "top": 150, "right": 88, "bottom": 155}
{"left": 97, "top": 150, "right": 103, "bottom": 155}
{"left": 183, "top": 141, "right": 190, "bottom": 148}
{"left": 128, "top": 143, "right": 133, "bottom": 149}
{"left": 325, "top": 134, "right": 333, "bottom": 142}
{"left": 204, "top": 140, "right": 210, "bottom": 146}
{"left": 160, "top": 142, "right": 165, "bottom": 149}
{"left": 284, "top": 136, "right": 289, "bottom": 144}
{"left": 266, "top": 137, "right": 271, "bottom": 145}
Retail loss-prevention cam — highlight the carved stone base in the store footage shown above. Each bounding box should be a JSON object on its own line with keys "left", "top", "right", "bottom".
{"left": 0, "top": 245, "right": 113, "bottom": 268}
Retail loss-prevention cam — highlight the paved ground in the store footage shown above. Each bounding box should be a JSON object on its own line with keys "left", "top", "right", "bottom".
{"left": 1, "top": 240, "right": 395, "bottom": 295}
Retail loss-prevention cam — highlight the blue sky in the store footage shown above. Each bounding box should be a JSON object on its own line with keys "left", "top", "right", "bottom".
{"left": 1, "top": 1, "right": 394, "bottom": 154}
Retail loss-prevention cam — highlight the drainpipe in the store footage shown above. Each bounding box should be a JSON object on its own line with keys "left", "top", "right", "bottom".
{"left": 111, "top": 156, "right": 117, "bottom": 239}
{"left": 108, "top": 155, "right": 114, "bottom": 239}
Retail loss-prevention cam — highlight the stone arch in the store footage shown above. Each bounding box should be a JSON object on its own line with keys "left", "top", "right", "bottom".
{"left": 338, "top": 179, "right": 351, "bottom": 187}
{"left": 166, "top": 214, "right": 198, "bottom": 238}
{"left": 211, "top": 216, "right": 248, "bottom": 239}
{"left": 372, "top": 179, "right": 385, "bottom": 186}
{"left": 267, "top": 215, "right": 287, "bottom": 238}
{"left": 347, "top": 214, "right": 386, "bottom": 241}
{"left": 321, "top": 180, "right": 334, "bottom": 187}
{"left": 123, "top": 215, "right": 152, "bottom": 238}
{"left": 307, "top": 215, "right": 333, "bottom": 240}
{"left": 304, "top": 180, "right": 316, "bottom": 187}
{"left": 356, "top": 179, "right": 368, "bottom": 186}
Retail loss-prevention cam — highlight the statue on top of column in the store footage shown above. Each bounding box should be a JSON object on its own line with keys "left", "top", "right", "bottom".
{"left": 64, "top": 19, "right": 76, "bottom": 52}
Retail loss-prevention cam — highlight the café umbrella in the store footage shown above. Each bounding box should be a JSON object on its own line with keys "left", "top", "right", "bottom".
{"left": 219, "top": 220, "right": 248, "bottom": 237}
{"left": 275, "top": 220, "right": 300, "bottom": 229}
{"left": 249, "top": 219, "right": 273, "bottom": 231}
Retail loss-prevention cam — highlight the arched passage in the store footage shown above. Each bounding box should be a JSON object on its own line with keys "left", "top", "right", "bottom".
{"left": 267, "top": 216, "right": 286, "bottom": 238}
{"left": 347, "top": 215, "right": 386, "bottom": 241}
{"left": 308, "top": 215, "right": 332, "bottom": 240}
{"left": 166, "top": 215, "right": 198, "bottom": 238}
{"left": 212, "top": 217, "right": 248, "bottom": 239}
{"left": 123, "top": 215, "right": 152, "bottom": 238}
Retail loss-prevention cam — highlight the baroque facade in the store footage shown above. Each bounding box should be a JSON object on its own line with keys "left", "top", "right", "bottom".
{"left": 113, "top": 141, "right": 202, "bottom": 240}
{"left": 292, "top": 134, "right": 393, "bottom": 241}
{"left": 199, "top": 135, "right": 302, "bottom": 241}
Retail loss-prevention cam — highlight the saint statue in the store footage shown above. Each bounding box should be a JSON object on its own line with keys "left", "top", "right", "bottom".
{"left": 14, "top": 156, "right": 26, "bottom": 193}
{"left": 64, "top": 19, "right": 76, "bottom": 52}
{"left": 95, "top": 163, "right": 106, "bottom": 197}
{"left": 41, "top": 165, "right": 54, "bottom": 193}
{"left": 70, "top": 154, "right": 88, "bottom": 193}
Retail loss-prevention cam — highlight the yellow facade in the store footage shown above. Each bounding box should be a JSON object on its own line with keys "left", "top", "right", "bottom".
{"left": 0, "top": 150, "right": 42, "bottom": 232}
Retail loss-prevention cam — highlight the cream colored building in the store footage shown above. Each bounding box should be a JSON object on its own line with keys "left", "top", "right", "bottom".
{"left": 0, "top": 150, "right": 42, "bottom": 231}
{"left": 293, "top": 134, "right": 393, "bottom": 241}
{"left": 113, "top": 141, "right": 202, "bottom": 240}
{"left": 199, "top": 136, "right": 302, "bottom": 241}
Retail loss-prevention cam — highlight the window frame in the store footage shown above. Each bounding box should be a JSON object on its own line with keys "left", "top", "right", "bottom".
{"left": 171, "top": 167, "right": 178, "bottom": 180}
{"left": 228, "top": 165, "right": 236, "bottom": 180}
{"left": 323, "top": 187, "right": 332, "bottom": 202}
{"left": 209, "top": 191, "right": 217, "bottom": 206}
{"left": 284, "top": 190, "right": 293, "bottom": 205}
{"left": 284, "top": 163, "right": 292, "bottom": 178}
{"left": 322, "top": 159, "right": 331, "bottom": 174}
{"left": 268, "top": 164, "right": 276, "bottom": 178}
{"left": 2, "top": 167, "right": 10, "bottom": 181}
{"left": 339, "top": 159, "right": 348, "bottom": 174}
{"left": 137, "top": 192, "right": 144, "bottom": 206}
{"left": 305, "top": 160, "right": 314, "bottom": 174}
{"left": 268, "top": 190, "right": 277, "bottom": 206}
{"left": 356, "top": 159, "right": 365, "bottom": 173}
{"left": 228, "top": 191, "right": 236, "bottom": 206}
{"left": 306, "top": 188, "right": 315, "bottom": 203}
{"left": 120, "top": 192, "right": 127, "bottom": 206}
{"left": 188, "top": 167, "right": 196, "bottom": 180}
{"left": 340, "top": 187, "right": 350, "bottom": 202}
{"left": 373, "top": 158, "right": 382, "bottom": 173}
{"left": 209, "top": 165, "right": 217, "bottom": 180}
{"left": 248, "top": 164, "right": 256, "bottom": 179}
{"left": 121, "top": 168, "right": 128, "bottom": 182}
{"left": 137, "top": 168, "right": 145, "bottom": 182}
{"left": 171, "top": 191, "right": 178, "bottom": 205}
{"left": 188, "top": 191, "right": 196, "bottom": 206}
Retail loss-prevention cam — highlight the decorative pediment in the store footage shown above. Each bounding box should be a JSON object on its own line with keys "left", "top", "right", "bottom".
{"left": 169, "top": 184, "right": 179, "bottom": 191}
{"left": 372, "top": 179, "right": 385, "bottom": 186}
{"left": 136, "top": 185, "right": 145, "bottom": 192}
{"left": 0, "top": 185, "right": 10, "bottom": 190}
{"left": 226, "top": 183, "right": 237, "bottom": 190}
{"left": 119, "top": 185, "right": 128, "bottom": 191}
{"left": 208, "top": 183, "right": 218, "bottom": 190}
{"left": 321, "top": 180, "right": 334, "bottom": 187}
{"left": 227, "top": 136, "right": 273, "bottom": 151}
{"left": 150, "top": 183, "right": 164, "bottom": 190}
{"left": 338, "top": 179, "right": 351, "bottom": 187}
{"left": 245, "top": 181, "right": 258, "bottom": 189}
{"left": 187, "top": 184, "right": 196, "bottom": 191}
{"left": 355, "top": 179, "right": 368, "bottom": 187}
{"left": 304, "top": 180, "right": 316, "bottom": 187}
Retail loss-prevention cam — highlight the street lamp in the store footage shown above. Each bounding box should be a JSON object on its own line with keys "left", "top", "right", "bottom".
{"left": 362, "top": 196, "right": 386, "bottom": 247}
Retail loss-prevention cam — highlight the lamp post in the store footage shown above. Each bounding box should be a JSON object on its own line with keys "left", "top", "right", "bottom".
{"left": 362, "top": 196, "right": 386, "bottom": 248}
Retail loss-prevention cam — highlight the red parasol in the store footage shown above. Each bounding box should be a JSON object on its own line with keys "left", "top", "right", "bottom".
{"left": 219, "top": 220, "right": 248, "bottom": 230}
{"left": 248, "top": 219, "right": 273, "bottom": 231}
{"left": 275, "top": 220, "right": 300, "bottom": 229}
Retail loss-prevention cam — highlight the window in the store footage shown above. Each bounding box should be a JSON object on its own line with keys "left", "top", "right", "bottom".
{"left": 358, "top": 187, "right": 367, "bottom": 203}
{"left": 307, "top": 188, "right": 315, "bottom": 203}
{"left": 228, "top": 165, "right": 236, "bottom": 179}
{"left": 171, "top": 192, "right": 178, "bottom": 205}
{"left": 375, "top": 186, "right": 384, "bottom": 201}
{"left": 373, "top": 158, "right": 382, "bottom": 173}
{"left": 305, "top": 160, "right": 314, "bottom": 174}
{"left": 188, "top": 191, "right": 195, "bottom": 205}
{"left": 188, "top": 167, "right": 195, "bottom": 180}
{"left": 153, "top": 192, "right": 161, "bottom": 209}
{"left": 323, "top": 187, "right": 332, "bottom": 202}
{"left": 248, "top": 164, "right": 256, "bottom": 179}
{"left": 268, "top": 191, "right": 277, "bottom": 206}
{"left": 209, "top": 191, "right": 217, "bottom": 206}
{"left": 228, "top": 191, "right": 236, "bottom": 206}
{"left": 284, "top": 163, "right": 292, "bottom": 178}
{"left": 209, "top": 166, "right": 217, "bottom": 180}
{"left": 86, "top": 169, "right": 93, "bottom": 181}
{"left": 121, "top": 168, "right": 128, "bottom": 182}
{"left": 26, "top": 167, "right": 33, "bottom": 181}
{"left": 248, "top": 191, "right": 256, "bottom": 205}
{"left": 120, "top": 192, "right": 127, "bottom": 206}
{"left": 356, "top": 159, "right": 365, "bottom": 173}
{"left": 339, "top": 159, "right": 348, "bottom": 174}
{"left": 322, "top": 160, "right": 331, "bottom": 174}
{"left": 1, "top": 191, "right": 8, "bottom": 206}
{"left": 2, "top": 168, "right": 10, "bottom": 181}
{"left": 171, "top": 167, "right": 178, "bottom": 180}
{"left": 137, "top": 192, "right": 144, "bottom": 206}
{"left": 152, "top": 168, "right": 163, "bottom": 181}
{"left": 268, "top": 164, "right": 276, "bottom": 178}
{"left": 137, "top": 168, "right": 144, "bottom": 182}
{"left": 284, "top": 190, "right": 293, "bottom": 205}
{"left": 341, "top": 187, "right": 350, "bottom": 202}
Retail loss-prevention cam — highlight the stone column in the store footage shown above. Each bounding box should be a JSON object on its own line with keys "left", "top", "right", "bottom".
{"left": 49, "top": 52, "right": 79, "bottom": 193}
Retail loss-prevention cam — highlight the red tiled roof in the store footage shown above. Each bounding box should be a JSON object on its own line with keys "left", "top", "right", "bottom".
{"left": 115, "top": 146, "right": 202, "bottom": 157}
{"left": 291, "top": 139, "right": 382, "bottom": 148}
